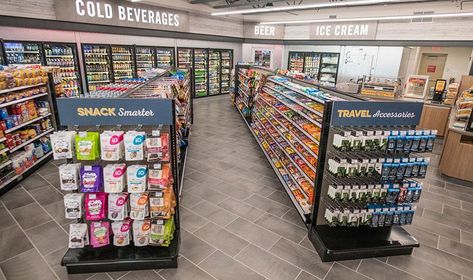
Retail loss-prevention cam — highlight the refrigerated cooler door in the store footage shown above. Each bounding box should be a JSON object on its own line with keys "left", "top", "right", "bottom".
{"left": 4, "top": 42, "right": 42, "bottom": 65}
{"left": 304, "top": 53, "right": 321, "bottom": 79}
{"left": 288, "top": 52, "right": 304, "bottom": 72}
{"left": 157, "top": 47, "right": 174, "bottom": 69}
{"left": 319, "top": 53, "right": 340, "bottom": 87}
{"left": 220, "top": 50, "right": 232, "bottom": 94}
{"left": 83, "top": 44, "right": 112, "bottom": 92}
{"left": 194, "top": 49, "right": 208, "bottom": 98}
{"left": 136, "top": 46, "right": 155, "bottom": 77}
{"left": 43, "top": 43, "right": 82, "bottom": 97}
{"left": 209, "top": 50, "right": 221, "bottom": 95}
{"left": 111, "top": 45, "right": 135, "bottom": 81}
{"left": 0, "top": 44, "right": 5, "bottom": 66}
{"left": 177, "top": 48, "right": 193, "bottom": 69}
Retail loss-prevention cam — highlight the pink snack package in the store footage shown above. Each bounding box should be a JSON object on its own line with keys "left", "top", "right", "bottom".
{"left": 85, "top": 193, "right": 108, "bottom": 221}
{"left": 90, "top": 221, "right": 110, "bottom": 248}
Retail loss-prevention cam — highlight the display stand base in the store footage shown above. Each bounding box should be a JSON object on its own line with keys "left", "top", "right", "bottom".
{"left": 62, "top": 230, "right": 179, "bottom": 274}
{"left": 309, "top": 225, "right": 419, "bottom": 262}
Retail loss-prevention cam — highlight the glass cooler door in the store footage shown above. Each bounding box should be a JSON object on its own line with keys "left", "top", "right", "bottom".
{"left": 156, "top": 47, "right": 174, "bottom": 69}
{"left": 4, "top": 41, "right": 43, "bottom": 65}
{"left": 319, "top": 53, "right": 340, "bottom": 86}
{"left": 111, "top": 45, "right": 135, "bottom": 81}
{"left": 304, "top": 53, "right": 321, "bottom": 79}
{"left": 193, "top": 48, "right": 208, "bottom": 98}
{"left": 288, "top": 52, "right": 304, "bottom": 72}
{"left": 209, "top": 49, "right": 221, "bottom": 96}
{"left": 135, "top": 46, "right": 156, "bottom": 77}
{"left": 177, "top": 48, "right": 193, "bottom": 69}
{"left": 220, "top": 50, "right": 233, "bottom": 94}
{"left": 82, "top": 44, "right": 112, "bottom": 92}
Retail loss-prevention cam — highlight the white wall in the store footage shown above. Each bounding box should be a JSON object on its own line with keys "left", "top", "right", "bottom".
{"left": 241, "top": 43, "right": 284, "bottom": 69}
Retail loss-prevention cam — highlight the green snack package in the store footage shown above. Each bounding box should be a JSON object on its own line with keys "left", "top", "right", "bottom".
{"left": 76, "top": 132, "right": 100, "bottom": 160}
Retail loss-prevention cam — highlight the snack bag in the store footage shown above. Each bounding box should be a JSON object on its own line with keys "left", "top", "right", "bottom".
{"left": 80, "top": 165, "right": 103, "bottom": 192}
{"left": 64, "top": 193, "right": 83, "bottom": 219}
{"left": 59, "top": 164, "right": 81, "bottom": 191}
{"left": 127, "top": 165, "right": 147, "bottom": 193}
{"left": 132, "top": 220, "right": 150, "bottom": 246}
{"left": 130, "top": 193, "right": 149, "bottom": 220}
{"left": 69, "top": 223, "right": 89, "bottom": 249}
{"left": 51, "top": 131, "right": 76, "bottom": 160}
{"left": 90, "top": 221, "right": 110, "bottom": 248}
{"left": 76, "top": 132, "right": 100, "bottom": 160}
{"left": 148, "top": 163, "right": 173, "bottom": 190}
{"left": 101, "top": 131, "right": 124, "bottom": 161}
{"left": 149, "top": 189, "right": 173, "bottom": 219}
{"left": 124, "top": 131, "right": 146, "bottom": 161}
{"left": 85, "top": 193, "right": 107, "bottom": 221}
{"left": 104, "top": 164, "right": 126, "bottom": 193}
{"left": 145, "top": 132, "right": 169, "bottom": 162}
{"left": 112, "top": 220, "right": 131, "bottom": 247}
{"left": 150, "top": 218, "right": 175, "bottom": 247}
{"left": 108, "top": 193, "right": 128, "bottom": 221}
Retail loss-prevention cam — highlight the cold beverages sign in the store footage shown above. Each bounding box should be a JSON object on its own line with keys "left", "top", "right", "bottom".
{"left": 311, "top": 22, "right": 378, "bottom": 40}
{"left": 55, "top": 0, "right": 189, "bottom": 32}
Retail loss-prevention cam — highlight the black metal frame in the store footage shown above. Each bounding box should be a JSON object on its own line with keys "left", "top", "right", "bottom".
{"left": 0, "top": 39, "right": 6, "bottom": 66}
{"left": 81, "top": 43, "right": 113, "bottom": 92}
{"left": 42, "top": 41, "right": 83, "bottom": 95}
{"left": 3, "top": 40, "right": 45, "bottom": 65}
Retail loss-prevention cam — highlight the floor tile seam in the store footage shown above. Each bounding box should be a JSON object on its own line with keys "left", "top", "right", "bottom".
{"left": 85, "top": 273, "right": 106, "bottom": 280}
{"left": 412, "top": 245, "right": 473, "bottom": 277}
{"left": 253, "top": 210, "right": 308, "bottom": 231}
{"left": 0, "top": 200, "right": 61, "bottom": 280}
{"left": 409, "top": 222, "right": 473, "bottom": 249}
{"left": 321, "top": 262, "right": 335, "bottom": 280}
{"left": 0, "top": 247, "right": 36, "bottom": 265}
{"left": 422, "top": 189, "right": 463, "bottom": 205}
{"left": 355, "top": 259, "right": 363, "bottom": 272}
{"left": 425, "top": 184, "right": 473, "bottom": 200}
{"left": 195, "top": 248, "right": 219, "bottom": 266}
{"left": 375, "top": 257, "right": 424, "bottom": 280}
{"left": 414, "top": 214, "right": 473, "bottom": 235}
{"left": 112, "top": 270, "right": 131, "bottom": 280}
{"left": 23, "top": 219, "right": 56, "bottom": 232}
{"left": 20, "top": 186, "right": 69, "bottom": 235}
{"left": 29, "top": 172, "right": 64, "bottom": 197}
{"left": 160, "top": 255, "right": 219, "bottom": 280}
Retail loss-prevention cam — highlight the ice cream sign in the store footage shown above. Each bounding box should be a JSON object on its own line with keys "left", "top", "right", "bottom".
{"left": 311, "top": 22, "right": 378, "bottom": 40}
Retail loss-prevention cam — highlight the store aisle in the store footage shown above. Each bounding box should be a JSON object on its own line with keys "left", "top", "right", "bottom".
{"left": 1, "top": 95, "right": 473, "bottom": 280}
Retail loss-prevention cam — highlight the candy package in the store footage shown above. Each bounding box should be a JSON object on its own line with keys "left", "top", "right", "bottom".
{"left": 127, "top": 165, "right": 148, "bottom": 193}
{"left": 59, "top": 164, "right": 81, "bottom": 191}
{"left": 149, "top": 189, "right": 175, "bottom": 219}
{"left": 64, "top": 193, "right": 83, "bottom": 219}
{"left": 145, "top": 132, "right": 169, "bottom": 162}
{"left": 108, "top": 193, "right": 128, "bottom": 221}
{"left": 148, "top": 163, "right": 173, "bottom": 190}
{"left": 51, "top": 131, "right": 76, "bottom": 160}
{"left": 101, "top": 131, "right": 124, "bottom": 161}
{"left": 76, "top": 132, "right": 100, "bottom": 160}
{"left": 124, "top": 131, "right": 146, "bottom": 161}
{"left": 133, "top": 220, "right": 150, "bottom": 247}
{"left": 68, "top": 223, "right": 89, "bottom": 249}
{"left": 85, "top": 193, "right": 107, "bottom": 221}
{"left": 112, "top": 220, "right": 131, "bottom": 247}
{"left": 104, "top": 164, "right": 126, "bottom": 193}
{"left": 80, "top": 165, "right": 103, "bottom": 192}
{"left": 130, "top": 193, "right": 149, "bottom": 220}
{"left": 90, "top": 221, "right": 110, "bottom": 248}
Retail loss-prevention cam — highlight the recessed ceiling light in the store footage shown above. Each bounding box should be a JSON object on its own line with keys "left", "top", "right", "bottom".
{"left": 259, "top": 11, "right": 473, "bottom": 24}
{"left": 211, "top": 0, "right": 402, "bottom": 16}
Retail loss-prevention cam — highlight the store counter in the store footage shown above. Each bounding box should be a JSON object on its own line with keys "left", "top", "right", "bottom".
{"left": 439, "top": 127, "right": 473, "bottom": 182}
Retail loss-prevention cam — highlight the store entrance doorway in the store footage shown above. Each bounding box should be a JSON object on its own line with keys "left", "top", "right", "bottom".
{"left": 418, "top": 53, "right": 447, "bottom": 88}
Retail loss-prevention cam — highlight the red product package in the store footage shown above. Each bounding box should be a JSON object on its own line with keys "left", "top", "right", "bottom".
{"left": 85, "top": 193, "right": 108, "bottom": 221}
{"left": 90, "top": 221, "right": 110, "bottom": 248}
{"left": 148, "top": 163, "right": 173, "bottom": 190}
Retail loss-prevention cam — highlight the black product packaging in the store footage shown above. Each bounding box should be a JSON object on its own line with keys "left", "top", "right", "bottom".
{"left": 418, "top": 134, "right": 428, "bottom": 152}
{"left": 384, "top": 209, "right": 394, "bottom": 226}
{"left": 426, "top": 132, "right": 436, "bottom": 152}
{"left": 411, "top": 160, "right": 420, "bottom": 178}
{"left": 399, "top": 210, "right": 407, "bottom": 225}
{"left": 371, "top": 212, "right": 379, "bottom": 227}
{"left": 381, "top": 162, "right": 391, "bottom": 181}
{"left": 395, "top": 131, "right": 406, "bottom": 152}
{"left": 396, "top": 159, "right": 408, "bottom": 180}
{"left": 418, "top": 160, "right": 428, "bottom": 178}
{"left": 377, "top": 210, "right": 386, "bottom": 227}
{"left": 404, "top": 130, "right": 415, "bottom": 152}
{"left": 388, "top": 160, "right": 399, "bottom": 181}
{"left": 387, "top": 135, "right": 397, "bottom": 153}
{"left": 386, "top": 185, "right": 400, "bottom": 204}
{"left": 406, "top": 210, "right": 414, "bottom": 225}
{"left": 412, "top": 186, "right": 422, "bottom": 202}
{"left": 397, "top": 187, "right": 408, "bottom": 203}
{"left": 393, "top": 211, "right": 401, "bottom": 225}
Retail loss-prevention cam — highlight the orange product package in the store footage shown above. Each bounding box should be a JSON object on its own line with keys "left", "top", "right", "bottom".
{"left": 148, "top": 163, "right": 173, "bottom": 190}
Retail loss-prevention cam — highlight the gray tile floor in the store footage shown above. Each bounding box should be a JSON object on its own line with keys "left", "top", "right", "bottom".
{"left": 1, "top": 95, "right": 473, "bottom": 279}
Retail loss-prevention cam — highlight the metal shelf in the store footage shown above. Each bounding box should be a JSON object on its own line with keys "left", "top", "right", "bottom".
{"left": 0, "top": 92, "right": 48, "bottom": 109}
{"left": 0, "top": 84, "right": 47, "bottom": 95}
{"left": 9, "top": 128, "right": 54, "bottom": 153}
{"left": 269, "top": 77, "right": 326, "bottom": 105}
{"left": 4, "top": 113, "right": 52, "bottom": 134}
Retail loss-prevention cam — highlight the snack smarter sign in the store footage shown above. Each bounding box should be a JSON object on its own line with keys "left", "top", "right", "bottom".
{"left": 310, "top": 22, "right": 378, "bottom": 40}
{"left": 54, "top": 0, "right": 189, "bottom": 32}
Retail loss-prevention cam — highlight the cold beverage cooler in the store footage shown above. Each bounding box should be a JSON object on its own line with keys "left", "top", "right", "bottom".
{"left": 193, "top": 49, "right": 208, "bottom": 98}
{"left": 221, "top": 50, "right": 233, "bottom": 94}
{"left": 177, "top": 48, "right": 193, "bottom": 69}
{"left": 319, "top": 53, "right": 340, "bottom": 86}
{"left": 135, "top": 46, "right": 155, "bottom": 77}
{"left": 288, "top": 52, "right": 304, "bottom": 72}
{"left": 156, "top": 47, "right": 175, "bottom": 69}
{"left": 288, "top": 52, "right": 340, "bottom": 86}
{"left": 82, "top": 44, "right": 112, "bottom": 92}
{"left": 0, "top": 44, "right": 4, "bottom": 65}
{"left": 304, "top": 53, "right": 321, "bottom": 78}
{"left": 209, "top": 50, "right": 221, "bottom": 96}
{"left": 4, "top": 41, "right": 43, "bottom": 65}
{"left": 43, "top": 43, "right": 82, "bottom": 97}
{"left": 111, "top": 45, "right": 135, "bottom": 81}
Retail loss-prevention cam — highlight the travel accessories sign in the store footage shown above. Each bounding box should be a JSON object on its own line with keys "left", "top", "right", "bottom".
{"left": 56, "top": 98, "right": 175, "bottom": 126}
{"left": 331, "top": 101, "right": 423, "bottom": 126}
{"left": 54, "top": 0, "right": 189, "bottom": 32}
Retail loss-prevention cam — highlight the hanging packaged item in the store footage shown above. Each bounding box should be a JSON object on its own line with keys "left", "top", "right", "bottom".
{"left": 104, "top": 164, "right": 126, "bottom": 193}
{"left": 68, "top": 223, "right": 89, "bottom": 249}
{"left": 133, "top": 219, "right": 150, "bottom": 246}
{"left": 80, "top": 165, "right": 103, "bottom": 192}
{"left": 150, "top": 219, "right": 173, "bottom": 246}
{"left": 130, "top": 192, "right": 149, "bottom": 220}
{"left": 148, "top": 163, "right": 173, "bottom": 190}
{"left": 100, "top": 131, "right": 124, "bottom": 161}
{"left": 127, "top": 165, "right": 148, "bottom": 193}
{"left": 112, "top": 219, "right": 131, "bottom": 247}
{"left": 90, "top": 221, "right": 110, "bottom": 248}
{"left": 51, "top": 131, "right": 76, "bottom": 160}
{"left": 85, "top": 193, "right": 107, "bottom": 221}
{"left": 149, "top": 188, "right": 175, "bottom": 219}
{"left": 64, "top": 193, "right": 83, "bottom": 219}
{"left": 108, "top": 193, "right": 128, "bottom": 221}
{"left": 59, "top": 163, "right": 81, "bottom": 191}
{"left": 145, "top": 132, "right": 169, "bottom": 162}
{"left": 75, "top": 132, "right": 100, "bottom": 160}
{"left": 124, "top": 131, "right": 146, "bottom": 161}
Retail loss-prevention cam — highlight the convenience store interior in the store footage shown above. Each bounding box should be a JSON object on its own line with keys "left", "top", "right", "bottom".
{"left": 1, "top": 0, "right": 473, "bottom": 280}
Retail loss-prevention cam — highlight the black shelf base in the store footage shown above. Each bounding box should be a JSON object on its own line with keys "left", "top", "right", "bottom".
{"left": 62, "top": 230, "right": 180, "bottom": 274}
{"left": 309, "top": 225, "right": 419, "bottom": 262}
